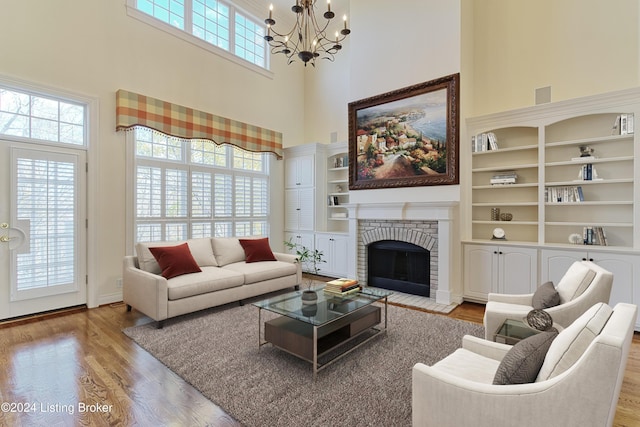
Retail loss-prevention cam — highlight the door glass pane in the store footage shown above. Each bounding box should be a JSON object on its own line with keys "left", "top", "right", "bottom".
{"left": 15, "top": 156, "right": 76, "bottom": 291}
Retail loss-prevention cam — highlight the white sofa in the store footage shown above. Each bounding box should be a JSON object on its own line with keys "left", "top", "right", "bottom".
{"left": 413, "top": 302, "right": 637, "bottom": 427}
{"left": 123, "top": 237, "right": 301, "bottom": 327}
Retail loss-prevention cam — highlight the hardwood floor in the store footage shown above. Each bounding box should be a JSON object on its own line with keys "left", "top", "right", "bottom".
{"left": 0, "top": 300, "right": 638, "bottom": 426}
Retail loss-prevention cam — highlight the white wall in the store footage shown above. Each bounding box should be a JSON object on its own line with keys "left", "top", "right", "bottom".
{"left": 306, "top": 0, "right": 463, "bottom": 204}
{"left": 0, "top": 0, "right": 304, "bottom": 305}
{"left": 468, "top": 0, "right": 640, "bottom": 116}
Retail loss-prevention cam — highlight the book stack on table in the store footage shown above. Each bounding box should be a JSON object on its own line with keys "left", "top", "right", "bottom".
{"left": 324, "top": 278, "right": 360, "bottom": 296}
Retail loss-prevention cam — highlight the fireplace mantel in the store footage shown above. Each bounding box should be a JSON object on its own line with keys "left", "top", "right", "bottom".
{"left": 345, "top": 201, "right": 459, "bottom": 306}
{"left": 345, "top": 201, "right": 458, "bottom": 221}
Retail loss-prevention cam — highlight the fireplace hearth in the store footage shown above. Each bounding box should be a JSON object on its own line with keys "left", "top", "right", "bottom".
{"left": 367, "top": 240, "right": 430, "bottom": 296}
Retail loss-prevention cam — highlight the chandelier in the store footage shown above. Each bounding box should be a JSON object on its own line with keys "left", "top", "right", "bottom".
{"left": 264, "top": 0, "right": 351, "bottom": 67}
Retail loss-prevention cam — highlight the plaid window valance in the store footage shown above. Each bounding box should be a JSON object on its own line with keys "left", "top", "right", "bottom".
{"left": 116, "top": 89, "right": 283, "bottom": 159}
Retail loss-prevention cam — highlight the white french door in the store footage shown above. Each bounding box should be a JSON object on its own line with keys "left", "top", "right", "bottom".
{"left": 0, "top": 141, "right": 86, "bottom": 319}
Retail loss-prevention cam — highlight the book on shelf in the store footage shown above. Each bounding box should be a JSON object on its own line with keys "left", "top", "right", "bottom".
{"left": 545, "top": 185, "right": 584, "bottom": 203}
{"left": 577, "top": 164, "right": 599, "bottom": 181}
{"left": 490, "top": 170, "right": 517, "bottom": 185}
{"left": 613, "top": 113, "right": 635, "bottom": 135}
{"left": 583, "top": 226, "right": 608, "bottom": 246}
{"left": 471, "top": 132, "right": 499, "bottom": 152}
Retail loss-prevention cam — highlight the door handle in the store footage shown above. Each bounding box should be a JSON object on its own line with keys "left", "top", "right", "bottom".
{"left": 0, "top": 223, "right": 8, "bottom": 229}
{"left": 0, "top": 235, "right": 13, "bottom": 243}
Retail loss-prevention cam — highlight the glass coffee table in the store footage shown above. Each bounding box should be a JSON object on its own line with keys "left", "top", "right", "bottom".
{"left": 253, "top": 285, "right": 391, "bottom": 379}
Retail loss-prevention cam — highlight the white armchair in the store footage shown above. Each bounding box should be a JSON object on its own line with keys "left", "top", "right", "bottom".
{"left": 412, "top": 302, "right": 637, "bottom": 427}
{"left": 483, "top": 260, "right": 613, "bottom": 340}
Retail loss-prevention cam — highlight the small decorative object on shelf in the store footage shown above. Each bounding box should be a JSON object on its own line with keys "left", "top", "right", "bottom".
{"left": 491, "top": 227, "right": 506, "bottom": 240}
{"left": 568, "top": 233, "right": 583, "bottom": 244}
{"left": 491, "top": 207, "right": 500, "bottom": 221}
{"left": 524, "top": 309, "right": 554, "bottom": 332}
{"left": 579, "top": 145, "right": 594, "bottom": 157}
{"left": 335, "top": 184, "right": 343, "bottom": 193}
{"left": 499, "top": 212, "right": 513, "bottom": 221}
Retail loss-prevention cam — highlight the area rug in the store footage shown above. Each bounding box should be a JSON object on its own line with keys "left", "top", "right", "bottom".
{"left": 123, "top": 303, "right": 484, "bottom": 427}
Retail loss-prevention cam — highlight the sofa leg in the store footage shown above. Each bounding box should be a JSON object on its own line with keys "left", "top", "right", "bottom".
{"left": 126, "top": 304, "right": 132, "bottom": 312}
{"left": 156, "top": 320, "right": 164, "bottom": 329}
{"left": 294, "top": 285, "right": 300, "bottom": 290}
{"left": 239, "top": 300, "right": 244, "bottom": 306}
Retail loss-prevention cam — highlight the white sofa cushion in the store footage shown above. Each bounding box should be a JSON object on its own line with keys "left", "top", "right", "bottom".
{"left": 136, "top": 239, "right": 218, "bottom": 274}
{"left": 186, "top": 238, "right": 218, "bottom": 267}
{"left": 537, "top": 302, "right": 612, "bottom": 381}
{"left": 211, "top": 237, "right": 247, "bottom": 267}
{"left": 222, "top": 260, "right": 298, "bottom": 285}
{"left": 166, "top": 266, "right": 244, "bottom": 300}
{"left": 556, "top": 262, "right": 597, "bottom": 303}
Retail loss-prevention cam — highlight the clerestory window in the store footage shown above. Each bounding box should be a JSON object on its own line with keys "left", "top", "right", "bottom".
{"left": 128, "top": 0, "right": 268, "bottom": 71}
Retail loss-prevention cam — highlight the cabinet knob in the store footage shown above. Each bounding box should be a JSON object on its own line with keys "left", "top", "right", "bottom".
{"left": 582, "top": 258, "right": 587, "bottom": 261}
{"left": 493, "top": 251, "right": 498, "bottom": 254}
{"left": 589, "top": 258, "right": 594, "bottom": 262}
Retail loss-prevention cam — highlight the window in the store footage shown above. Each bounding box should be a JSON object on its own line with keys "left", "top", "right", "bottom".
{"left": 0, "top": 87, "right": 86, "bottom": 146}
{"left": 133, "top": 128, "right": 270, "bottom": 243}
{"left": 129, "top": 0, "right": 268, "bottom": 70}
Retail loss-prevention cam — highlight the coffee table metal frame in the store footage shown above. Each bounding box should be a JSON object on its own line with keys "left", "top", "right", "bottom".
{"left": 254, "top": 286, "right": 390, "bottom": 379}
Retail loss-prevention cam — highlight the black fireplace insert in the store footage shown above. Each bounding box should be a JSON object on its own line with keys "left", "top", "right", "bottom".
{"left": 367, "top": 240, "right": 430, "bottom": 297}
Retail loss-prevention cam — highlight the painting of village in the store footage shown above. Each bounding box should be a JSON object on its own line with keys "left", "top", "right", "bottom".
{"left": 354, "top": 88, "right": 448, "bottom": 184}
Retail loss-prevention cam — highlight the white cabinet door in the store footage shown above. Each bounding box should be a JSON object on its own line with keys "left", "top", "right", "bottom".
{"left": 297, "top": 189, "right": 315, "bottom": 231}
{"left": 590, "top": 252, "right": 637, "bottom": 313}
{"left": 499, "top": 246, "right": 538, "bottom": 294}
{"left": 285, "top": 155, "right": 314, "bottom": 188}
{"left": 285, "top": 188, "right": 314, "bottom": 231}
{"left": 464, "top": 244, "right": 498, "bottom": 301}
{"left": 316, "top": 233, "right": 349, "bottom": 278}
{"left": 464, "top": 244, "right": 538, "bottom": 301}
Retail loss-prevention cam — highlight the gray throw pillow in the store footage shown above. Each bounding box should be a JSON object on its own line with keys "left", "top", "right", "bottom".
{"left": 493, "top": 329, "right": 558, "bottom": 385}
{"left": 532, "top": 281, "right": 560, "bottom": 309}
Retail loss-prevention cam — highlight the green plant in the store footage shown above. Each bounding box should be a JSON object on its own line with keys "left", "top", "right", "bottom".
{"left": 283, "top": 238, "right": 326, "bottom": 289}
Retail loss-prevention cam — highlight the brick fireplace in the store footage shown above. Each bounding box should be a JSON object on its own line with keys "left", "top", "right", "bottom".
{"left": 345, "top": 202, "right": 458, "bottom": 305}
{"left": 358, "top": 220, "right": 438, "bottom": 298}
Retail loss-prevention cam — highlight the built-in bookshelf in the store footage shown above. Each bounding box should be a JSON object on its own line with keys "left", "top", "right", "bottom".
{"left": 544, "top": 113, "right": 635, "bottom": 248}
{"left": 467, "top": 94, "right": 639, "bottom": 250}
{"left": 326, "top": 146, "right": 349, "bottom": 234}
{"left": 470, "top": 126, "right": 539, "bottom": 243}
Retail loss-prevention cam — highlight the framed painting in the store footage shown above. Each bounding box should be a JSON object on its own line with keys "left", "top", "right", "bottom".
{"left": 348, "top": 73, "right": 459, "bottom": 190}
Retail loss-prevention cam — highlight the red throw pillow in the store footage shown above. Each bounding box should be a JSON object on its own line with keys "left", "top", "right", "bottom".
{"left": 149, "top": 243, "right": 202, "bottom": 279}
{"left": 239, "top": 238, "right": 277, "bottom": 263}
